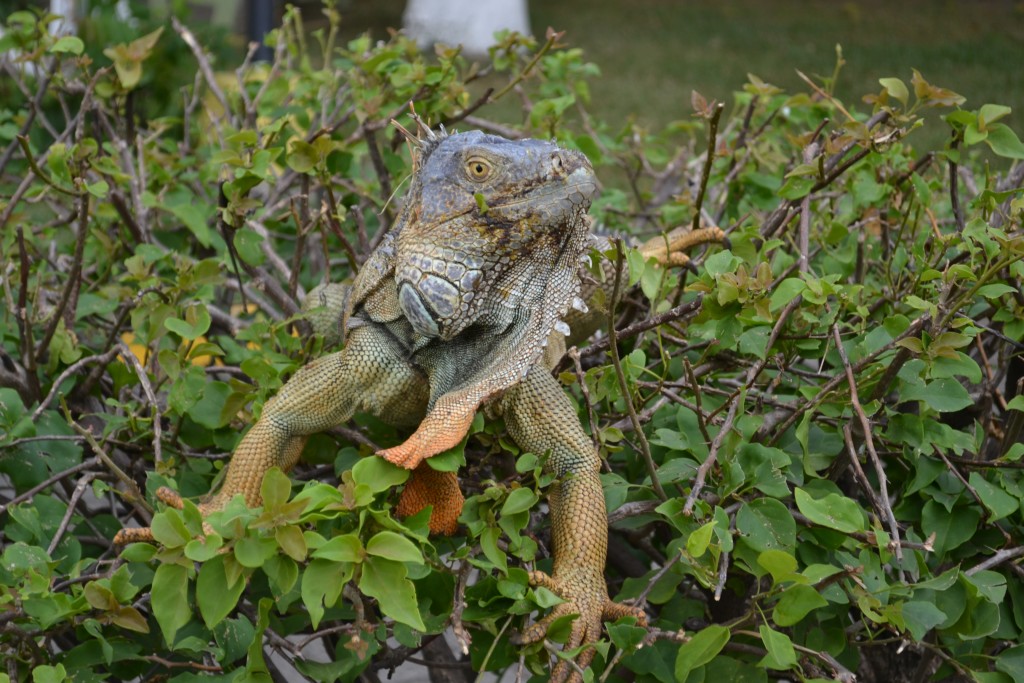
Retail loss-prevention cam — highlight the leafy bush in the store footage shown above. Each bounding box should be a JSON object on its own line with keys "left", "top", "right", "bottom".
{"left": 2, "top": 5, "right": 1023, "bottom": 683}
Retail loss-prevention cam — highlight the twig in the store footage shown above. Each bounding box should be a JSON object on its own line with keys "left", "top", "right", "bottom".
{"left": 798, "top": 141, "right": 820, "bottom": 274}
{"left": 683, "top": 359, "right": 712, "bottom": 445}
{"left": 608, "top": 240, "right": 667, "bottom": 501}
{"left": 16, "top": 135, "right": 80, "bottom": 196}
{"left": 32, "top": 348, "right": 121, "bottom": 420}
{"left": 324, "top": 185, "right": 362, "bottom": 271}
{"left": 582, "top": 295, "right": 704, "bottom": 359}
{"left": 144, "top": 656, "right": 222, "bottom": 673}
{"left": 948, "top": 136, "right": 965, "bottom": 232}
{"left": 0, "top": 457, "right": 98, "bottom": 516}
{"left": 965, "top": 545, "right": 1024, "bottom": 576}
{"left": 46, "top": 473, "right": 97, "bottom": 555}
{"left": 831, "top": 322, "right": 904, "bottom": 578}
{"left": 714, "top": 512, "right": 736, "bottom": 601}
{"left": 685, "top": 296, "right": 800, "bottom": 513}
{"left": 607, "top": 500, "right": 660, "bottom": 525}
{"left": 172, "top": 17, "right": 232, "bottom": 122}
{"left": 490, "top": 28, "right": 562, "bottom": 103}
{"left": 450, "top": 556, "right": 475, "bottom": 655}
{"left": 0, "top": 59, "right": 58, "bottom": 171}
{"left": 691, "top": 102, "right": 725, "bottom": 234}
{"left": 117, "top": 342, "right": 164, "bottom": 464}
{"left": 766, "top": 313, "right": 929, "bottom": 445}
{"left": 14, "top": 226, "right": 41, "bottom": 400}
{"left": 68, "top": 414, "right": 151, "bottom": 517}
{"left": 35, "top": 191, "right": 89, "bottom": 362}
{"left": 841, "top": 423, "right": 884, "bottom": 519}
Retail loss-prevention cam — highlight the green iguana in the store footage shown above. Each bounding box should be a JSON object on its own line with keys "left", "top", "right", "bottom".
{"left": 116, "top": 128, "right": 724, "bottom": 681}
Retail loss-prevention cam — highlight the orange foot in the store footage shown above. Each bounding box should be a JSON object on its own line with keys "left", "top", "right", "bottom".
{"left": 395, "top": 462, "right": 464, "bottom": 535}
{"left": 378, "top": 402, "right": 476, "bottom": 470}
{"left": 512, "top": 570, "right": 648, "bottom": 683}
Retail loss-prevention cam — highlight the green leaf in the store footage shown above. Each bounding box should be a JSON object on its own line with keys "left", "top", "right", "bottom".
{"left": 772, "top": 584, "right": 827, "bottom": 626}
{"left": 184, "top": 534, "right": 223, "bottom": 562}
{"left": 275, "top": 525, "right": 308, "bottom": 562}
{"left": 31, "top": 665, "right": 67, "bottom": 683}
{"left": 164, "top": 304, "right": 212, "bottom": 340}
{"left": 967, "top": 473, "right": 1019, "bottom": 522}
{"left": 686, "top": 521, "right": 716, "bottom": 559}
{"left": 921, "top": 500, "right": 981, "bottom": 555}
{"left": 901, "top": 378, "right": 973, "bottom": 412}
{"left": 985, "top": 123, "right": 1024, "bottom": 159}
{"left": 480, "top": 526, "right": 508, "bottom": 573}
{"left": 675, "top": 624, "right": 730, "bottom": 682}
{"left": 794, "top": 488, "right": 864, "bottom": 533}
{"left": 501, "top": 487, "right": 539, "bottom": 516}
{"left": 879, "top": 77, "right": 909, "bottom": 106}
{"left": 976, "top": 283, "right": 1018, "bottom": 299}
{"left": 1007, "top": 395, "right": 1024, "bottom": 412}
{"left": 778, "top": 176, "right": 814, "bottom": 200}
{"left": 736, "top": 498, "right": 796, "bottom": 553}
{"left": 769, "top": 278, "right": 805, "bottom": 311}
{"left": 352, "top": 456, "right": 409, "bottom": 494}
{"left": 51, "top": 36, "right": 85, "bottom": 55}
{"left": 233, "top": 227, "right": 265, "bottom": 266}
{"left": 301, "top": 558, "right": 352, "bottom": 629}
{"left": 758, "top": 625, "right": 797, "bottom": 670}
{"left": 150, "top": 509, "right": 191, "bottom": 548}
{"left": 81, "top": 182, "right": 109, "bottom": 202}
{"left": 286, "top": 140, "right": 317, "bottom": 173}
{"left": 233, "top": 536, "right": 277, "bottom": 568}
{"left": 995, "top": 644, "right": 1024, "bottom": 682}
{"left": 151, "top": 563, "right": 191, "bottom": 646}
{"left": 196, "top": 554, "right": 246, "bottom": 629}
{"left": 167, "top": 201, "right": 213, "bottom": 246}
{"left": 979, "top": 103, "right": 1012, "bottom": 128}
{"left": 365, "top": 531, "right": 421, "bottom": 563}
{"left": 757, "top": 550, "right": 799, "bottom": 585}
{"left": 261, "top": 467, "right": 292, "bottom": 511}
{"left": 313, "top": 534, "right": 364, "bottom": 563}
{"left": 901, "top": 601, "right": 946, "bottom": 641}
{"left": 358, "top": 556, "right": 426, "bottom": 631}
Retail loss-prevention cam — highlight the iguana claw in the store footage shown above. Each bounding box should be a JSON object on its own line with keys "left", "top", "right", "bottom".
{"left": 513, "top": 569, "right": 648, "bottom": 683}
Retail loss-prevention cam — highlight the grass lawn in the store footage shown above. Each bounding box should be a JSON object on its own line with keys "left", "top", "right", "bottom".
{"left": 337, "top": 0, "right": 1024, "bottom": 152}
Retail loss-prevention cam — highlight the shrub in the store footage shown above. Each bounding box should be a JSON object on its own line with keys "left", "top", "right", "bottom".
{"left": 1, "top": 5, "right": 1023, "bottom": 683}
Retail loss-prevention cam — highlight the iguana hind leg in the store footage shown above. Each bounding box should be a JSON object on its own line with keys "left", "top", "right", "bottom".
{"left": 496, "top": 364, "right": 646, "bottom": 683}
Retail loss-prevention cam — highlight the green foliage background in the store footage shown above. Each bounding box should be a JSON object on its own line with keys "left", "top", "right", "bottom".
{"left": 1, "top": 4, "right": 1023, "bottom": 683}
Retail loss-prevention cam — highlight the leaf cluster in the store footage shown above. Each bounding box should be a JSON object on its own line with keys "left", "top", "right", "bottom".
{"left": 1, "top": 5, "right": 1023, "bottom": 683}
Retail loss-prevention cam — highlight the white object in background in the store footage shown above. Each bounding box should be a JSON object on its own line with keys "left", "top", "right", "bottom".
{"left": 402, "top": 0, "right": 530, "bottom": 57}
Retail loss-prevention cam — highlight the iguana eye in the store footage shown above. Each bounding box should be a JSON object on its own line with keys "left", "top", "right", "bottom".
{"left": 465, "top": 156, "right": 492, "bottom": 181}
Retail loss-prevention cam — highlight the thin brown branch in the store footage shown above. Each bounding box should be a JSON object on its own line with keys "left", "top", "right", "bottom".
{"left": 831, "top": 322, "right": 904, "bottom": 576}
{"left": 691, "top": 102, "right": 725, "bottom": 233}
{"left": 608, "top": 240, "right": 667, "bottom": 501}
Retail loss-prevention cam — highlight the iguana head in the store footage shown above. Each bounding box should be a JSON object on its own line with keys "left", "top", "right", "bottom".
{"left": 394, "top": 130, "right": 597, "bottom": 341}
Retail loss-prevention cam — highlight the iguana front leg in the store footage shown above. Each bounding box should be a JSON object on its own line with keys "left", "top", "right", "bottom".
{"left": 114, "top": 324, "right": 432, "bottom": 544}
{"left": 495, "top": 364, "right": 646, "bottom": 683}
